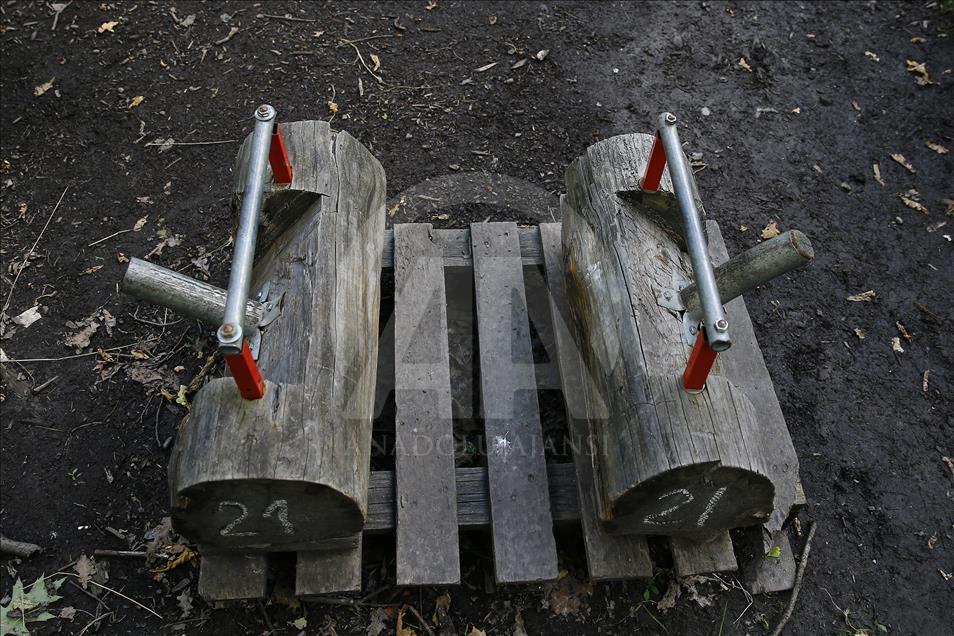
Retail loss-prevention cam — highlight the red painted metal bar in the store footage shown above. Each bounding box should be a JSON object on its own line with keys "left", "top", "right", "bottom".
{"left": 269, "top": 124, "right": 294, "bottom": 185}
{"left": 682, "top": 330, "right": 719, "bottom": 392}
{"left": 639, "top": 132, "right": 667, "bottom": 193}
{"left": 224, "top": 340, "right": 266, "bottom": 400}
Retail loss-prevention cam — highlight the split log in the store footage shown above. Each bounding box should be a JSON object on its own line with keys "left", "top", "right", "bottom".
{"left": 562, "top": 133, "right": 775, "bottom": 539}
{"left": 168, "top": 121, "right": 386, "bottom": 551}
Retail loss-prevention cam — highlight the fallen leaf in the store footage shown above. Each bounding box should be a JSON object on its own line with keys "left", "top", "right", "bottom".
{"left": 760, "top": 221, "right": 780, "bottom": 239}
{"left": 872, "top": 163, "right": 884, "bottom": 186}
{"left": 214, "top": 25, "right": 239, "bottom": 45}
{"left": 847, "top": 290, "right": 876, "bottom": 302}
{"left": 63, "top": 308, "right": 115, "bottom": 351}
{"left": 535, "top": 49, "right": 550, "bottom": 61}
{"left": 396, "top": 606, "right": 417, "bottom": 636}
{"left": 851, "top": 100, "right": 861, "bottom": 111}
{"left": 467, "top": 629, "right": 486, "bottom": 636}
{"left": 128, "top": 95, "right": 145, "bottom": 108}
{"left": 891, "top": 153, "right": 916, "bottom": 174}
{"left": 739, "top": 224, "right": 749, "bottom": 232}
{"left": 151, "top": 547, "right": 195, "bottom": 573}
{"left": 116, "top": 252, "right": 129, "bottom": 263}
{"left": 911, "top": 36, "right": 926, "bottom": 43}
{"left": 926, "top": 141, "right": 949, "bottom": 155}
{"left": 923, "top": 370, "right": 930, "bottom": 392}
{"left": 511, "top": 58, "right": 527, "bottom": 70}
{"left": 853, "top": 328, "right": 866, "bottom": 340}
{"left": 738, "top": 57, "right": 753, "bottom": 72}
{"left": 74, "top": 554, "right": 96, "bottom": 589}
{"left": 125, "top": 364, "right": 165, "bottom": 390}
{"left": 864, "top": 50, "right": 880, "bottom": 62}
{"left": 791, "top": 106, "right": 801, "bottom": 114}
{"left": 1, "top": 575, "right": 66, "bottom": 633}
{"left": 176, "top": 589, "right": 193, "bottom": 618}
{"left": 475, "top": 61, "right": 498, "bottom": 72}
{"left": 81, "top": 265, "right": 103, "bottom": 275}
{"left": 425, "top": 0, "right": 438, "bottom": 10}
{"left": 34, "top": 78, "right": 55, "bottom": 97}
{"left": 942, "top": 456, "right": 954, "bottom": 477}
{"left": 369, "top": 53, "right": 381, "bottom": 72}
{"left": 891, "top": 336, "right": 904, "bottom": 353}
{"left": 175, "top": 384, "right": 191, "bottom": 409}
{"left": 291, "top": 617, "right": 307, "bottom": 630}
{"left": 657, "top": 580, "right": 682, "bottom": 612}
{"left": 98, "top": 20, "right": 118, "bottom": 33}
{"left": 905, "top": 59, "right": 932, "bottom": 86}
{"left": 145, "top": 234, "right": 182, "bottom": 259}
{"left": 896, "top": 322, "right": 913, "bottom": 343}
{"left": 898, "top": 190, "right": 928, "bottom": 214}
{"left": 366, "top": 607, "right": 388, "bottom": 636}
{"left": 327, "top": 100, "right": 339, "bottom": 114}
{"left": 548, "top": 574, "right": 593, "bottom": 616}
{"left": 312, "top": 30, "right": 324, "bottom": 38}
{"left": 12, "top": 306, "right": 41, "bottom": 329}
{"left": 133, "top": 215, "right": 148, "bottom": 231}
{"left": 766, "top": 545, "right": 782, "bottom": 558}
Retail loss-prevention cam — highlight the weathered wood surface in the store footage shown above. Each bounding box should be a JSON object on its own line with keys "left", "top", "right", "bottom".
{"left": 562, "top": 133, "right": 775, "bottom": 539}
{"left": 472, "top": 222, "right": 559, "bottom": 584}
{"left": 198, "top": 553, "right": 268, "bottom": 601}
{"left": 741, "top": 527, "right": 797, "bottom": 594}
{"left": 170, "top": 124, "right": 386, "bottom": 551}
{"left": 539, "top": 221, "right": 653, "bottom": 580}
{"left": 392, "top": 224, "right": 460, "bottom": 585}
{"left": 671, "top": 533, "right": 738, "bottom": 577}
{"left": 705, "top": 220, "right": 805, "bottom": 530}
{"left": 382, "top": 226, "right": 543, "bottom": 268}
{"left": 296, "top": 540, "right": 363, "bottom": 597}
{"left": 364, "top": 463, "right": 578, "bottom": 532}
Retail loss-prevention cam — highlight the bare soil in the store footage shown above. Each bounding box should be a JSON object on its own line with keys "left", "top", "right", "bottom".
{"left": 1, "top": 1, "right": 952, "bottom": 635}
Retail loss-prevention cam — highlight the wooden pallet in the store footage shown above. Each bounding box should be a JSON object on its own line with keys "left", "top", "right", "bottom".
{"left": 198, "top": 220, "right": 800, "bottom": 601}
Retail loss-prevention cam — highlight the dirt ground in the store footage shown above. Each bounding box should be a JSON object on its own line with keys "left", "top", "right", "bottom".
{"left": 1, "top": 1, "right": 952, "bottom": 635}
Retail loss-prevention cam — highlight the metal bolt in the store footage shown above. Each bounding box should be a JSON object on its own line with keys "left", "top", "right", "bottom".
{"left": 220, "top": 323, "right": 236, "bottom": 337}
{"left": 255, "top": 104, "right": 276, "bottom": 121}
{"left": 715, "top": 319, "right": 729, "bottom": 332}
{"left": 689, "top": 325, "right": 697, "bottom": 334}
{"left": 666, "top": 113, "right": 677, "bottom": 125}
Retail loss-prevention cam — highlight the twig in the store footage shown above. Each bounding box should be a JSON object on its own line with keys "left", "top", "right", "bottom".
{"left": 770, "top": 522, "right": 817, "bottom": 636}
{"left": 0, "top": 535, "right": 42, "bottom": 558}
{"left": 32, "top": 375, "right": 59, "bottom": 394}
{"left": 262, "top": 13, "right": 318, "bottom": 22}
{"left": 51, "top": 0, "right": 72, "bottom": 31}
{"left": 77, "top": 612, "right": 113, "bottom": 636}
{"left": 88, "top": 228, "right": 131, "bottom": 247}
{"left": 93, "top": 549, "right": 147, "bottom": 558}
{"left": 402, "top": 604, "right": 435, "bottom": 636}
{"left": 340, "top": 40, "right": 384, "bottom": 84}
{"left": 257, "top": 599, "right": 274, "bottom": 633}
{"left": 336, "top": 34, "right": 397, "bottom": 45}
{"left": 73, "top": 576, "right": 162, "bottom": 619}
{"left": 3, "top": 186, "right": 68, "bottom": 314}
{"left": 144, "top": 140, "right": 237, "bottom": 148}
{"left": 1, "top": 343, "right": 138, "bottom": 363}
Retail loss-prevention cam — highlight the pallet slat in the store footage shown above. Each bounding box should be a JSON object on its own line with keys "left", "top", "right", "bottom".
{"left": 382, "top": 227, "right": 543, "bottom": 268}
{"left": 671, "top": 533, "right": 738, "bottom": 577}
{"left": 296, "top": 541, "right": 362, "bottom": 597}
{"left": 471, "top": 222, "right": 559, "bottom": 584}
{"left": 742, "top": 528, "right": 797, "bottom": 594}
{"left": 539, "top": 221, "right": 653, "bottom": 581}
{"left": 199, "top": 553, "right": 268, "bottom": 602}
{"left": 393, "top": 224, "right": 461, "bottom": 586}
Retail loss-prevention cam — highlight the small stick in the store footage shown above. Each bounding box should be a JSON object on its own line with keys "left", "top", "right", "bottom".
{"left": 341, "top": 40, "right": 384, "bottom": 84}
{"left": 32, "top": 375, "right": 59, "bottom": 394}
{"left": 3, "top": 186, "right": 68, "bottom": 314}
{"left": 262, "top": 13, "right": 318, "bottom": 22}
{"left": 144, "top": 139, "right": 237, "bottom": 148}
{"left": 1, "top": 535, "right": 42, "bottom": 558}
{"left": 403, "top": 604, "right": 435, "bottom": 636}
{"left": 1, "top": 343, "right": 138, "bottom": 364}
{"left": 93, "top": 549, "right": 147, "bottom": 558}
{"left": 88, "top": 228, "right": 131, "bottom": 247}
{"left": 770, "top": 522, "right": 817, "bottom": 636}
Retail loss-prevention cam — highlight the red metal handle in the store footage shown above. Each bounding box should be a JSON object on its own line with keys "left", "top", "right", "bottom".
{"left": 269, "top": 124, "right": 294, "bottom": 185}
{"left": 639, "top": 132, "right": 667, "bottom": 193}
{"left": 682, "top": 330, "right": 718, "bottom": 392}
{"left": 224, "top": 340, "right": 266, "bottom": 400}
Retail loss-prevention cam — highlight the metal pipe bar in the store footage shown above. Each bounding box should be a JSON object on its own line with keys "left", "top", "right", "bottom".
{"left": 655, "top": 112, "right": 731, "bottom": 352}
{"left": 218, "top": 104, "right": 276, "bottom": 355}
{"left": 680, "top": 230, "right": 814, "bottom": 316}
{"left": 121, "top": 258, "right": 264, "bottom": 328}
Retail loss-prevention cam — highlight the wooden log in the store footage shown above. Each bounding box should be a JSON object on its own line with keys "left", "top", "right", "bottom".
{"left": 169, "top": 122, "right": 386, "bottom": 551}
{"left": 562, "top": 133, "right": 775, "bottom": 539}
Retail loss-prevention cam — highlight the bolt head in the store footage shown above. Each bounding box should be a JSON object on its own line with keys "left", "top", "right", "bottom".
{"left": 664, "top": 291, "right": 672, "bottom": 300}
{"left": 666, "top": 113, "right": 677, "bottom": 124}
{"left": 220, "top": 323, "right": 236, "bottom": 337}
{"left": 255, "top": 104, "right": 276, "bottom": 121}
{"left": 715, "top": 319, "right": 729, "bottom": 332}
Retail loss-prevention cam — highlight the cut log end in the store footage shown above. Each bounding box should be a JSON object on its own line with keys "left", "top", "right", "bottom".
{"left": 172, "top": 479, "right": 363, "bottom": 551}
{"left": 604, "top": 464, "right": 775, "bottom": 540}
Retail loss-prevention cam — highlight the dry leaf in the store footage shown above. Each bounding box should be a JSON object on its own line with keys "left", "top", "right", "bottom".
{"left": 128, "top": 95, "right": 145, "bottom": 108}
{"left": 739, "top": 224, "right": 749, "bottom": 232}
{"left": 851, "top": 100, "right": 861, "bottom": 112}
{"left": 864, "top": 50, "right": 880, "bottom": 62}
{"left": 312, "top": 30, "right": 324, "bottom": 38}
{"left": 853, "top": 327, "right": 866, "bottom": 340}
{"left": 896, "top": 322, "right": 913, "bottom": 343}
{"left": 74, "top": 554, "right": 96, "bottom": 589}
{"left": 475, "top": 61, "right": 498, "bottom": 72}
{"left": 369, "top": 53, "right": 381, "bottom": 72}
{"left": 791, "top": 106, "right": 801, "bottom": 114}
{"left": 847, "top": 290, "right": 876, "bottom": 302}
{"left": 98, "top": 20, "right": 118, "bottom": 33}
{"left": 872, "top": 163, "right": 884, "bottom": 186}
{"left": 927, "top": 219, "right": 948, "bottom": 233}
{"left": 511, "top": 58, "right": 528, "bottom": 69}
{"left": 534, "top": 49, "right": 550, "bottom": 61}
{"left": 898, "top": 190, "right": 928, "bottom": 214}
{"left": 760, "top": 221, "right": 780, "bottom": 239}
{"left": 943, "top": 456, "right": 954, "bottom": 477}
{"left": 34, "top": 78, "right": 55, "bottom": 96}
{"left": 890, "top": 153, "right": 915, "bottom": 173}
{"left": 548, "top": 574, "right": 594, "bottom": 616}
{"left": 150, "top": 547, "right": 195, "bottom": 573}
{"left": 396, "top": 606, "right": 417, "bottom": 636}
{"left": 891, "top": 336, "right": 904, "bottom": 353}
{"left": 326, "top": 100, "right": 338, "bottom": 114}
{"left": 905, "top": 59, "right": 932, "bottom": 86}
{"left": 425, "top": 0, "right": 438, "bottom": 10}
{"left": 911, "top": 36, "right": 926, "bottom": 43}
{"left": 738, "top": 57, "right": 753, "bottom": 72}
{"left": 926, "top": 141, "right": 949, "bottom": 155}
{"left": 133, "top": 215, "right": 148, "bottom": 231}
{"left": 922, "top": 370, "right": 930, "bottom": 392}
{"left": 12, "top": 306, "right": 42, "bottom": 329}
{"left": 467, "top": 629, "right": 487, "bottom": 636}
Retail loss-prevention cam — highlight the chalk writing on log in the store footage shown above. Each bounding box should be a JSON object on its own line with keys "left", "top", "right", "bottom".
{"left": 642, "top": 487, "right": 729, "bottom": 529}
{"left": 218, "top": 499, "right": 295, "bottom": 537}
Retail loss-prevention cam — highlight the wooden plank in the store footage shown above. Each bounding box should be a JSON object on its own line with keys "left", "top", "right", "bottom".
{"left": 393, "top": 224, "right": 460, "bottom": 586}
{"left": 198, "top": 553, "right": 268, "bottom": 602}
{"left": 705, "top": 220, "right": 805, "bottom": 530}
{"left": 381, "top": 227, "right": 543, "bottom": 268}
{"left": 671, "top": 533, "right": 738, "bottom": 577}
{"left": 741, "top": 528, "right": 797, "bottom": 594}
{"left": 539, "top": 221, "right": 653, "bottom": 581}
{"left": 471, "top": 222, "right": 559, "bottom": 584}
{"left": 364, "top": 464, "right": 578, "bottom": 532}
{"left": 296, "top": 540, "right": 362, "bottom": 597}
